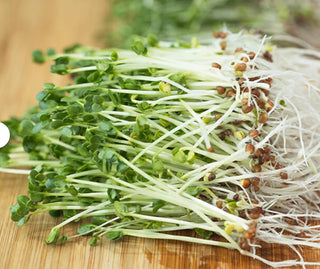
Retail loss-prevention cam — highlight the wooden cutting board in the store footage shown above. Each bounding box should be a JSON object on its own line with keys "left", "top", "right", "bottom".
{"left": 0, "top": 1, "right": 319, "bottom": 268}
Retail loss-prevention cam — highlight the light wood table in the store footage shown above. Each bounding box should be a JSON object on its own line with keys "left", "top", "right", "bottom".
{"left": 0, "top": 1, "right": 319, "bottom": 268}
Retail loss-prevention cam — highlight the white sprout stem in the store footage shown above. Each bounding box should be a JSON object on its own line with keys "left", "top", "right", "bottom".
{"left": 46, "top": 137, "right": 76, "bottom": 151}
{"left": 180, "top": 99, "right": 211, "bottom": 150}
{"left": 126, "top": 212, "right": 239, "bottom": 248}
{"left": 0, "top": 168, "right": 31, "bottom": 175}
{"left": 122, "top": 229, "right": 234, "bottom": 249}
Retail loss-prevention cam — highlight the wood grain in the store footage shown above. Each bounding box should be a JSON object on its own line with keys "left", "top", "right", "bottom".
{"left": 0, "top": 1, "right": 319, "bottom": 268}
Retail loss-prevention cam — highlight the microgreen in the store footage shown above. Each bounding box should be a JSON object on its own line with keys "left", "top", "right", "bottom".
{"left": 2, "top": 31, "right": 320, "bottom": 268}
{"left": 32, "top": 50, "right": 45, "bottom": 64}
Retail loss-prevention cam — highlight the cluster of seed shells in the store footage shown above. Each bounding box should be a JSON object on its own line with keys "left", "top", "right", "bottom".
{"left": 209, "top": 31, "right": 293, "bottom": 250}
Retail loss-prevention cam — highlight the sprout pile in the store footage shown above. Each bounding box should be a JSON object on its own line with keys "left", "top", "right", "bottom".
{"left": 1, "top": 31, "right": 320, "bottom": 267}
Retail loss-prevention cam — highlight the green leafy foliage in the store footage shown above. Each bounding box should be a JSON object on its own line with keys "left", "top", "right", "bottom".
{"left": 105, "top": 231, "right": 123, "bottom": 240}
{"left": 89, "top": 236, "right": 99, "bottom": 246}
{"left": 152, "top": 200, "right": 166, "bottom": 213}
{"left": 51, "top": 64, "right": 69, "bottom": 75}
{"left": 194, "top": 228, "right": 213, "bottom": 239}
{"left": 77, "top": 224, "right": 97, "bottom": 235}
{"left": 131, "top": 41, "right": 148, "bottom": 55}
{"left": 45, "top": 228, "right": 60, "bottom": 244}
{"left": 114, "top": 201, "right": 128, "bottom": 218}
{"left": 32, "top": 50, "right": 45, "bottom": 63}
{"left": 0, "top": 152, "right": 10, "bottom": 167}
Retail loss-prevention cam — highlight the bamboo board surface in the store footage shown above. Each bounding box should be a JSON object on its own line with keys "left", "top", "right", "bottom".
{"left": 0, "top": 1, "right": 320, "bottom": 268}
